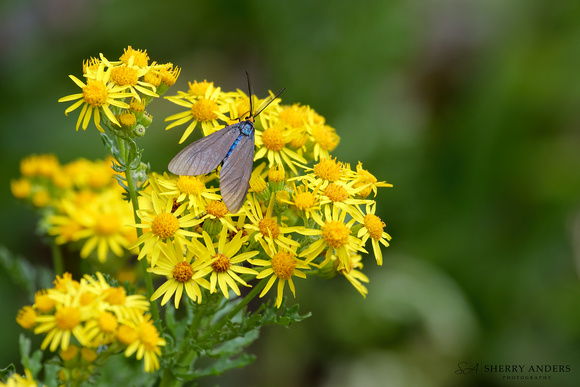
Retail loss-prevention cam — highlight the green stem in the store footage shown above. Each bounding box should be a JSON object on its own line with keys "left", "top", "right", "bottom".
{"left": 118, "top": 137, "right": 160, "bottom": 324}
{"left": 201, "top": 277, "right": 269, "bottom": 341}
{"left": 50, "top": 240, "right": 64, "bottom": 276}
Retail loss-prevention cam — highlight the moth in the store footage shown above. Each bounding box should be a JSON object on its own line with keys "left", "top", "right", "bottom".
{"left": 168, "top": 73, "right": 284, "bottom": 213}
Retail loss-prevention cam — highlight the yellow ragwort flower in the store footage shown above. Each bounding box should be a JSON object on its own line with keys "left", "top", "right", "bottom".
{"left": 58, "top": 61, "right": 132, "bottom": 132}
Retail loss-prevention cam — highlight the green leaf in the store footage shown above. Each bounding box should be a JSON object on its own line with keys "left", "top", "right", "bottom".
{"left": 0, "top": 364, "right": 17, "bottom": 380}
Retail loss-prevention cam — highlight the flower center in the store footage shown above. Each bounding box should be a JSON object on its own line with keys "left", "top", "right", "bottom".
{"left": 324, "top": 183, "right": 348, "bottom": 202}
{"left": 120, "top": 46, "right": 149, "bottom": 67}
{"left": 279, "top": 104, "right": 305, "bottom": 128}
{"left": 271, "top": 251, "right": 296, "bottom": 280}
{"left": 312, "top": 124, "right": 340, "bottom": 151}
{"left": 206, "top": 201, "right": 229, "bottom": 217}
{"left": 116, "top": 325, "right": 138, "bottom": 345}
{"left": 294, "top": 191, "right": 315, "bottom": 211}
{"left": 259, "top": 217, "right": 280, "bottom": 239}
{"left": 83, "top": 80, "right": 108, "bottom": 107}
{"left": 104, "top": 287, "right": 126, "bottom": 305}
{"left": 118, "top": 112, "right": 136, "bottom": 127}
{"left": 151, "top": 212, "right": 180, "bottom": 238}
{"left": 211, "top": 253, "right": 230, "bottom": 273}
{"left": 55, "top": 306, "right": 81, "bottom": 331}
{"left": 173, "top": 261, "right": 194, "bottom": 282}
{"left": 262, "top": 126, "right": 285, "bottom": 151}
{"left": 98, "top": 311, "right": 118, "bottom": 333}
{"left": 137, "top": 319, "right": 161, "bottom": 350}
{"left": 191, "top": 98, "right": 218, "bottom": 121}
{"left": 364, "top": 214, "right": 385, "bottom": 240}
{"left": 188, "top": 80, "right": 212, "bottom": 97}
{"left": 111, "top": 66, "right": 139, "bottom": 86}
{"left": 313, "top": 158, "right": 342, "bottom": 182}
{"left": 177, "top": 175, "right": 205, "bottom": 195}
{"left": 95, "top": 213, "right": 121, "bottom": 235}
{"left": 35, "top": 292, "right": 55, "bottom": 313}
{"left": 322, "top": 220, "right": 350, "bottom": 248}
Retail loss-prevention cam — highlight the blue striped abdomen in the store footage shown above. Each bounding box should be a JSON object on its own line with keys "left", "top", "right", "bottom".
{"left": 226, "top": 120, "right": 254, "bottom": 157}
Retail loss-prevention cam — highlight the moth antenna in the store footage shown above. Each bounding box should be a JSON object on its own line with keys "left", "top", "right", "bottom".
{"left": 253, "top": 88, "right": 286, "bottom": 118}
{"left": 245, "top": 71, "right": 253, "bottom": 117}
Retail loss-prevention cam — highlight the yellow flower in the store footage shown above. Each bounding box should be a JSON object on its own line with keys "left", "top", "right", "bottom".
{"left": 148, "top": 241, "right": 210, "bottom": 307}
{"left": 34, "top": 292, "right": 90, "bottom": 352}
{"left": 255, "top": 117, "right": 307, "bottom": 175}
{"left": 101, "top": 53, "right": 158, "bottom": 101}
{"left": 244, "top": 196, "right": 301, "bottom": 250}
{"left": 121, "top": 314, "right": 166, "bottom": 373}
{"left": 129, "top": 191, "right": 201, "bottom": 266}
{"left": 298, "top": 205, "right": 367, "bottom": 271}
{"left": 0, "top": 369, "right": 40, "bottom": 387}
{"left": 11, "top": 178, "right": 32, "bottom": 199}
{"left": 334, "top": 253, "right": 369, "bottom": 298}
{"left": 251, "top": 240, "right": 310, "bottom": 308}
{"left": 157, "top": 173, "right": 221, "bottom": 216}
{"left": 318, "top": 180, "right": 372, "bottom": 219}
{"left": 82, "top": 272, "right": 150, "bottom": 321}
{"left": 58, "top": 61, "right": 132, "bottom": 132}
{"left": 348, "top": 161, "right": 393, "bottom": 198}
{"left": 16, "top": 306, "right": 37, "bottom": 330}
{"left": 310, "top": 123, "right": 340, "bottom": 161}
{"left": 351, "top": 203, "right": 391, "bottom": 265}
{"left": 165, "top": 83, "right": 230, "bottom": 143}
{"left": 191, "top": 228, "right": 259, "bottom": 299}
{"left": 49, "top": 189, "right": 135, "bottom": 262}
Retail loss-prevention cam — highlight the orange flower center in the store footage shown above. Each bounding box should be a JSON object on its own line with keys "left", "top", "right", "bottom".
{"left": 173, "top": 261, "right": 194, "bottom": 282}
{"left": 211, "top": 253, "right": 230, "bottom": 273}
{"left": 191, "top": 98, "right": 218, "bottom": 121}
{"left": 324, "top": 183, "right": 348, "bottom": 202}
{"left": 55, "top": 306, "right": 81, "bottom": 330}
{"left": 120, "top": 46, "right": 149, "bottom": 67}
{"left": 98, "top": 311, "right": 118, "bottom": 333}
{"left": 311, "top": 124, "right": 340, "bottom": 151}
{"left": 83, "top": 80, "right": 108, "bottom": 107}
{"left": 322, "top": 220, "right": 350, "bottom": 248}
{"left": 364, "top": 214, "right": 385, "bottom": 240}
{"left": 206, "top": 201, "right": 229, "bottom": 218}
{"left": 177, "top": 175, "right": 205, "bottom": 195}
{"left": 313, "top": 158, "right": 342, "bottom": 182}
{"left": 151, "top": 212, "right": 180, "bottom": 238}
{"left": 262, "top": 126, "right": 285, "bottom": 152}
{"left": 137, "top": 319, "right": 162, "bottom": 350}
{"left": 111, "top": 66, "right": 139, "bottom": 86}
{"left": 104, "top": 287, "right": 126, "bottom": 305}
{"left": 294, "top": 191, "right": 315, "bottom": 211}
{"left": 259, "top": 217, "right": 280, "bottom": 239}
{"left": 271, "top": 251, "right": 296, "bottom": 280}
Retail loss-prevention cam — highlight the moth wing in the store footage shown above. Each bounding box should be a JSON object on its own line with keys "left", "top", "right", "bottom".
{"left": 168, "top": 125, "right": 240, "bottom": 176}
{"left": 220, "top": 132, "right": 255, "bottom": 213}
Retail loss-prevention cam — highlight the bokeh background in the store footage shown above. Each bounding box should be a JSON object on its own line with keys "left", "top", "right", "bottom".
{"left": 1, "top": 0, "right": 580, "bottom": 386}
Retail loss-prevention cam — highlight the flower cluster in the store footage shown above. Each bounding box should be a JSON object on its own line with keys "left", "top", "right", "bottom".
{"left": 16, "top": 272, "right": 165, "bottom": 377}
{"left": 127, "top": 81, "right": 393, "bottom": 308}
{"left": 58, "top": 46, "right": 179, "bottom": 134}
{"left": 11, "top": 154, "right": 136, "bottom": 263}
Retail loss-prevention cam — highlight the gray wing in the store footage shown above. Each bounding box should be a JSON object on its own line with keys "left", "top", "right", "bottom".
{"left": 220, "top": 132, "right": 255, "bottom": 213}
{"left": 168, "top": 126, "right": 239, "bottom": 176}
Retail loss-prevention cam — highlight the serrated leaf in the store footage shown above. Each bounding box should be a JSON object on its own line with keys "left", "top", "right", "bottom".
{"left": 210, "top": 329, "right": 259, "bottom": 358}
{"left": 190, "top": 353, "right": 256, "bottom": 379}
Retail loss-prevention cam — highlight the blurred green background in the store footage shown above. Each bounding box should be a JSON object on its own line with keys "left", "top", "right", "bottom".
{"left": 1, "top": 0, "right": 580, "bottom": 386}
